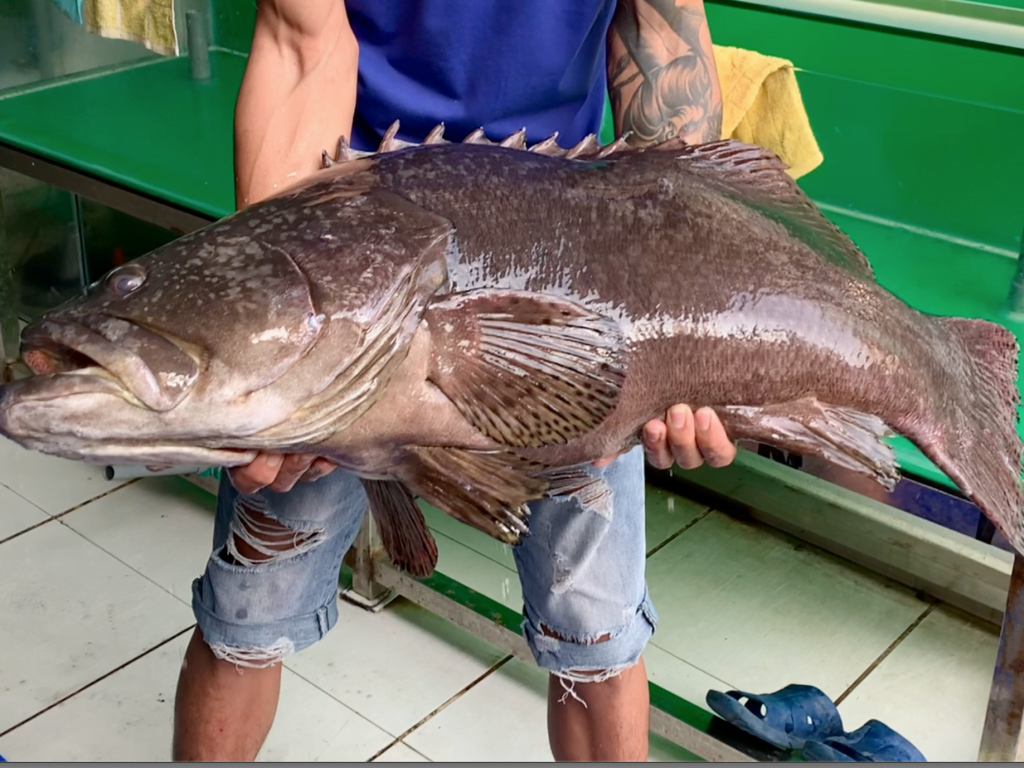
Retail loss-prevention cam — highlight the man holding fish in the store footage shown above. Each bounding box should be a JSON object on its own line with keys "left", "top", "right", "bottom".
{"left": 172, "top": 0, "right": 735, "bottom": 761}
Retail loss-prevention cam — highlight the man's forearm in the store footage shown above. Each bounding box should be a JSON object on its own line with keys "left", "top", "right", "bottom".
{"left": 234, "top": 0, "right": 359, "bottom": 209}
{"left": 607, "top": 0, "right": 722, "bottom": 146}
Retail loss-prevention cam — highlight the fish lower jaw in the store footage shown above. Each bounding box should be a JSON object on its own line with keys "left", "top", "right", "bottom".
{"left": 12, "top": 437, "right": 258, "bottom": 469}
{"left": 65, "top": 366, "right": 147, "bottom": 407}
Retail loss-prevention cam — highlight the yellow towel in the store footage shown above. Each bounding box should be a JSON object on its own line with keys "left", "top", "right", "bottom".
{"left": 81, "top": 0, "right": 178, "bottom": 57}
{"left": 713, "top": 45, "right": 824, "bottom": 179}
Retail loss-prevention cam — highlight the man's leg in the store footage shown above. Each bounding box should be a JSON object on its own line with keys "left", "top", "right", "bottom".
{"left": 173, "top": 470, "right": 369, "bottom": 761}
{"left": 513, "top": 447, "right": 655, "bottom": 762}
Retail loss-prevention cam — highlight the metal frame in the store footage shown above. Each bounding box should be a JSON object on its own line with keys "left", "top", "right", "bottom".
{"left": 0, "top": 174, "right": 17, "bottom": 374}
{"left": 2, "top": 139, "right": 1022, "bottom": 760}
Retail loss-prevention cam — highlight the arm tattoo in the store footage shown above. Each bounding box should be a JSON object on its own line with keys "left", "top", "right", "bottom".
{"left": 608, "top": 0, "right": 723, "bottom": 146}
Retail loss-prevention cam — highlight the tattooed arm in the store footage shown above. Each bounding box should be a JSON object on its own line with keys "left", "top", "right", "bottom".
{"left": 608, "top": 0, "right": 723, "bottom": 146}
{"left": 604, "top": 1, "right": 736, "bottom": 472}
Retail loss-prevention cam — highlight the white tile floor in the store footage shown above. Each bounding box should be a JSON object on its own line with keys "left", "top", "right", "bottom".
{"left": 0, "top": 435, "right": 1001, "bottom": 761}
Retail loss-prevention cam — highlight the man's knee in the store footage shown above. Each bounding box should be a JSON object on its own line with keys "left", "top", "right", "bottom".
{"left": 220, "top": 497, "right": 327, "bottom": 568}
{"left": 540, "top": 624, "right": 612, "bottom": 646}
{"left": 524, "top": 597, "right": 657, "bottom": 690}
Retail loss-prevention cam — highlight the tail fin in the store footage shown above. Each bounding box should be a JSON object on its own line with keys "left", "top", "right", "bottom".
{"left": 910, "top": 317, "right": 1024, "bottom": 552}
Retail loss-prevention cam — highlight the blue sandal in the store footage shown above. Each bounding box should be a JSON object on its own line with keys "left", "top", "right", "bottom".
{"left": 802, "top": 719, "right": 927, "bottom": 762}
{"left": 705, "top": 684, "right": 844, "bottom": 750}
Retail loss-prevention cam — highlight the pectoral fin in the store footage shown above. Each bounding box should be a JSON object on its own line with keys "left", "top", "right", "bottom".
{"left": 424, "top": 290, "right": 625, "bottom": 448}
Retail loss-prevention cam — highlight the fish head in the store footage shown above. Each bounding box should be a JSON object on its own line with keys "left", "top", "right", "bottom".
{"left": 0, "top": 177, "right": 452, "bottom": 466}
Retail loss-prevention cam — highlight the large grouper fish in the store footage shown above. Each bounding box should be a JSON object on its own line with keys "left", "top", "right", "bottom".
{"left": 1, "top": 123, "right": 1022, "bottom": 577}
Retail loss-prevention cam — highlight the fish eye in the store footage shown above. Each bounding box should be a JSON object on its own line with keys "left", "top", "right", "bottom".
{"left": 106, "top": 266, "right": 146, "bottom": 296}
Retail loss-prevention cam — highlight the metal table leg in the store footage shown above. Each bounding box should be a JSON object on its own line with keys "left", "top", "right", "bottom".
{"left": 340, "top": 513, "right": 395, "bottom": 611}
{"left": 980, "top": 553, "right": 1024, "bottom": 761}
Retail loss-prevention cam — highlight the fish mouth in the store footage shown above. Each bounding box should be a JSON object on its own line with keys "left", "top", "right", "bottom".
{"left": 18, "top": 316, "right": 200, "bottom": 412}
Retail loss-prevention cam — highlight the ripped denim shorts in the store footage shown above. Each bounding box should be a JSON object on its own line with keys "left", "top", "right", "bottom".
{"left": 191, "top": 445, "right": 657, "bottom": 682}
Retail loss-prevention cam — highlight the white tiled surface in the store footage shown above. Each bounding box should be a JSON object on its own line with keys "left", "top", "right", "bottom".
{"left": 404, "top": 658, "right": 553, "bottom": 762}
{"left": 371, "top": 741, "right": 430, "bottom": 762}
{"left": 835, "top": 606, "right": 999, "bottom": 762}
{"left": 285, "top": 598, "right": 507, "bottom": 737}
{"left": 0, "top": 483, "right": 48, "bottom": 541}
{"left": 0, "top": 632, "right": 395, "bottom": 762}
{"left": 0, "top": 451, "right": 1002, "bottom": 762}
{"left": 0, "top": 435, "right": 129, "bottom": 515}
{"left": 62, "top": 476, "right": 216, "bottom": 605}
{"left": 644, "top": 511, "right": 929, "bottom": 700}
{"left": 643, "top": 644, "right": 731, "bottom": 716}
{"left": 0, "top": 519, "right": 195, "bottom": 733}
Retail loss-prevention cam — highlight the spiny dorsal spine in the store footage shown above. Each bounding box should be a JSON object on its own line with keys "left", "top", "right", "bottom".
{"left": 320, "top": 120, "right": 646, "bottom": 169}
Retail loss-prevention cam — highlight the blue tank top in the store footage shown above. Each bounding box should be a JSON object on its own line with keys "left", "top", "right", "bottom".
{"left": 345, "top": 0, "right": 617, "bottom": 152}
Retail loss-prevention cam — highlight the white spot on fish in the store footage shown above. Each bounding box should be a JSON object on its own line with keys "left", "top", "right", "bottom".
{"left": 160, "top": 371, "right": 197, "bottom": 390}
{"left": 251, "top": 327, "right": 290, "bottom": 344}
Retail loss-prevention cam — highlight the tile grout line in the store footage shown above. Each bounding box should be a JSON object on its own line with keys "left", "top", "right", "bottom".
{"left": 833, "top": 602, "right": 937, "bottom": 707}
{"left": 369, "top": 740, "right": 433, "bottom": 763}
{"left": 646, "top": 507, "right": 712, "bottom": 559}
{"left": 645, "top": 638, "right": 735, "bottom": 692}
{"left": 0, "top": 624, "right": 195, "bottom": 740}
{"left": 4, "top": 478, "right": 205, "bottom": 611}
{"left": 428, "top": 526, "right": 518, "bottom": 576}
{"left": 0, "top": 478, "right": 140, "bottom": 546}
{"left": 365, "top": 655, "right": 515, "bottom": 762}
{"left": 56, "top": 514, "right": 201, "bottom": 611}
{"left": 278, "top": 656, "right": 420, "bottom": 752}
{"left": 280, "top": 604, "right": 517, "bottom": 757}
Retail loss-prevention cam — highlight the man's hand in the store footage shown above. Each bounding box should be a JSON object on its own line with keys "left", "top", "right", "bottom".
{"left": 642, "top": 404, "right": 735, "bottom": 469}
{"left": 227, "top": 452, "right": 338, "bottom": 495}
{"left": 594, "top": 404, "right": 736, "bottom": 470}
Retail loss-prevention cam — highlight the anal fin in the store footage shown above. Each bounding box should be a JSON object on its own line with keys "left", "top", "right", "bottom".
{"left": 362, "top": 479, "right": 438, "bottom": 578}
{"left": 717, "top": 398, "right": 899, "bottom": 489}
{"left": 399, "top": 445, "right": 550, "bottom": 544}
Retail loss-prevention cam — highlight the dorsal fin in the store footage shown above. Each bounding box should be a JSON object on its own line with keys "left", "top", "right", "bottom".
{"left": 463, "top": 127, "right": 492, "bottom": 145}
{"left": 530, "top": 133, "right": 563, "bottom": 156}
{"left": 319, "top": 124, "right": 638, "bottom": 169}
{"left": 673, "top": 140, "right": 875, "bottom": 280}
{"left": 565, "top": 133, "right": 600, "bottom": 159}
{"left": 500, "top": 128, "right": 528, "bottom": 149}
{"left": 424, "top": 123, "right": 447, "bottom": 144}
{"left": 596, "top": 133, "right": 633, "bottom": 159}
{"left": 377, "top": 121, "right": 405, "bottom": 153}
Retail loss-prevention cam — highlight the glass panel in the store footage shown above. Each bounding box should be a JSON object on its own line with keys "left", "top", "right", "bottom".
{"left": 79, "top": 197, "right": 179, "bottom": 285}
{"left": 0, "top": 167, "right": 81, "bottom": 321}
{"left": 0, "top": 169, "right": 180, "bottom": 323}
{"left": 0, "top": 0, "right": 157, "bottom": 95}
